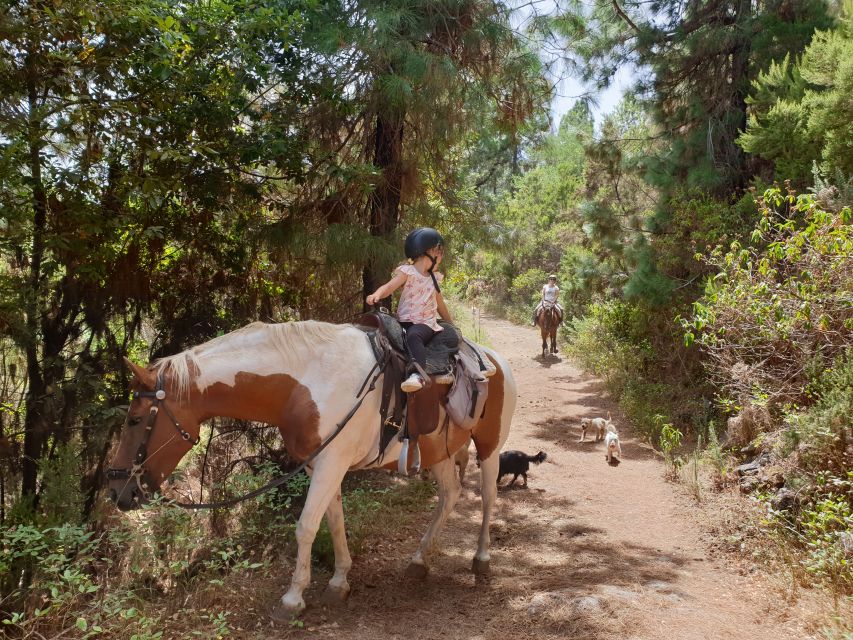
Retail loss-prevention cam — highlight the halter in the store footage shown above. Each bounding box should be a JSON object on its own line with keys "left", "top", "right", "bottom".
{"left": 106, "top": 374, "right": 200, "bottom": 499}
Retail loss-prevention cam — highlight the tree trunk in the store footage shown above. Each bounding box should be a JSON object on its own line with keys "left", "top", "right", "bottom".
{"left": 363, "top": 107, "right": 405, "bottom": 308}
{"left": 725, "top": 0, "right": 752, "bottom": 194}
{"left": 21, "top": 48, "right": 48, "bottom": 502}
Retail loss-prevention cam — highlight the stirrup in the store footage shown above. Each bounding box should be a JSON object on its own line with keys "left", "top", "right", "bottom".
{"left": 398, "top": 438, "right": 421, "bottom": 476}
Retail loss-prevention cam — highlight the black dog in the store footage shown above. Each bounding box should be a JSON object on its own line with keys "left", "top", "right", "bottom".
{"left": 497, "top": 450, "right": 547, "bottom": 487}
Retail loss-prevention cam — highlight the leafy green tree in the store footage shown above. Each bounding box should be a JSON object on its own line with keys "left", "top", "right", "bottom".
{"left": 0, "top": 0, "right": 548, "bottom": 520}
{"left": 0, "top": 0, "right": 323, "bottom": 512}
{"left": 554, "top": 0, "right": 833, "bottom": 198}
{"left": 739, "top": 1, "right": 853, "bottom": 186}
{"left": 341, "top": 0, "right": 549, "bottom": 297}
{"left": 543, "top": 1, "right": 833, "bottom": 309}
{"left": 453, "top": 104, "right": 591, "bottom": 316}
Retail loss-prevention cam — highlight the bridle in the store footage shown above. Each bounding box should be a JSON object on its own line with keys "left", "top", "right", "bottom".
{"left": 106, "top": 374, "right": 199, "bottom": 500}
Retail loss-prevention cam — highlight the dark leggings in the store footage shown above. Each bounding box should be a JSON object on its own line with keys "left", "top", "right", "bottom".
{"left": 399, "top": 322, "right": 437, "bottom": 368}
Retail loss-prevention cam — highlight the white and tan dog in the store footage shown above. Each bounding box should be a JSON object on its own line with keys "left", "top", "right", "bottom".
{"left": 580, "top": 412, "right": 613, "bottom": 442}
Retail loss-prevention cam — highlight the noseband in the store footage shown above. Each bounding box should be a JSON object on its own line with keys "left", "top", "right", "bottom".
{"left": 106, "top": 374, "right": 200, "bottom": 498}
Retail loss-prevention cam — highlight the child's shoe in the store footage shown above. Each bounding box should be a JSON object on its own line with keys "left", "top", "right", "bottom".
{"left": 482, "top": 358, "right": 497, "bottom": 377}
{"left": 434, "top": 372, "right": 454, "bottom": 385}
{"left": 401, "top": 373, "right": 424, "bottom": 393}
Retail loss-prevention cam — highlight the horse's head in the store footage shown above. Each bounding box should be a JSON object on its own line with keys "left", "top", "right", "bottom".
{"left": 107, "top": 358, "right": 201, "bottom": 511}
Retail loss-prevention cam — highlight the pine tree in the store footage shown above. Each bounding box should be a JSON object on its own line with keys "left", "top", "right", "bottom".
{"left": 554, "top": 0, "right": 833, "bottom": 198}
{"left": 549, "top": 0, "right": 833, "bottom": 306}
{"left": 739, "top": 1, "right": 853, "bottom": 186}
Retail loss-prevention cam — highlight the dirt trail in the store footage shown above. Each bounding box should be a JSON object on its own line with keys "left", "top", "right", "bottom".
{"left": 271, "top": 315, "right": 820, "bottom": 639}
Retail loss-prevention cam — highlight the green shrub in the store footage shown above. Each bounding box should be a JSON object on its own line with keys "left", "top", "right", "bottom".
{"left": 704, "top": 420, "right": 731, "bottom": 488}
{"left": 658, "top": 418, "right": 684, "bottom": 478}
{"left": 684, "top": 187, "right": 853, "bottom": 407}
{"left": 38, "top": 442, "right": 86, "bottom": 527}
{"left": 786, "top": 349, "right": 853, "bottom": 475}
{"left": 800, "top": 486, "right": 853, "bottom": 596}
{"left": 564, "top": 300, "right": 647, "bottom": 384}
{"left": 565, "top": 300, "right": 672, "bottom": 438}
{"left": 0, "top": 522, "right": 98, "bottom": 604}
{"left": 766, "top": 473, "right": 853, "bottom": 599}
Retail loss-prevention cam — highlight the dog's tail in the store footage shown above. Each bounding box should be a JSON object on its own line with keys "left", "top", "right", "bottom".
{"left": 530, "top": 451, "right": 547, "bottom": 464}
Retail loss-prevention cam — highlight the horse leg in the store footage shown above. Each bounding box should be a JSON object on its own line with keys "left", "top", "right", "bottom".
{"left": 406, "top": 457, "right": 461, "bottom": 578}
{"left": 273, "top": 458, "right": 348, "bottom": 618}
{"left": 319, "top": 486, "right": 352, "bottom": 606}
{"left": 472, "top": 450, "right": 499, "bottom": 575}
{"left": 551, "top": 327, "right": 558, "bottom": 353}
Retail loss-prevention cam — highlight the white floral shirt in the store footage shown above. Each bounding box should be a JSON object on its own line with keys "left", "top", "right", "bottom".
{"left": 396, "top": 264, "right": 444, "bottom": 331}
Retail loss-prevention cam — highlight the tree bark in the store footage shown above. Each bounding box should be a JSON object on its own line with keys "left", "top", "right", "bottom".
{"left": 363, "top": 107, "right": 405, "bottom": 308}
{"left": 21, "top": 46, "right": 48, "bottom": 501}
{"left": 725, "top": 0, "right": 752, "bottom": 193}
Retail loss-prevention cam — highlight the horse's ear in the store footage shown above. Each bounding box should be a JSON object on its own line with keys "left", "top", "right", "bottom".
{"left": 124, "top": 357, "right": 156, "bottom": 387}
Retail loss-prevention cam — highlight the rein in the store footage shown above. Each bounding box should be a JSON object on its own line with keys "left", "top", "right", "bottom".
{"left": 540, "top": 302, "right": 559, "bottom": 329}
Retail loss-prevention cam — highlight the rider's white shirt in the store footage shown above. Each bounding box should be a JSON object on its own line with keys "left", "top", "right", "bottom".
{"left": 543, "top": 284, "right": 559, "bottom": 303}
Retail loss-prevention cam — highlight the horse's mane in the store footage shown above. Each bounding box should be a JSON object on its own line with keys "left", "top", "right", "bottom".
{"left": 151, "top": 321, "right": 347, "bottom": 399}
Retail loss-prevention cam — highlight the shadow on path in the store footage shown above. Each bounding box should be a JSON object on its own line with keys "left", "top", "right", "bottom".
{"left": 291, "top": 469, "right": 688, "bottom": 640}
{"left": 532, "top": 354, "right": 563, "bottom": 368}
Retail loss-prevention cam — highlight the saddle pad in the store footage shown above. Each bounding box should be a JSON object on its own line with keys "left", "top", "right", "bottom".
{"left": 424, "top": 321, "right": 460, "bottom": 374}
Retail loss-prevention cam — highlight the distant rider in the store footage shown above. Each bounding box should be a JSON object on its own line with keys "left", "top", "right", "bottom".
{"left": 533, "top": 274, "right": 563, "bottom": 326}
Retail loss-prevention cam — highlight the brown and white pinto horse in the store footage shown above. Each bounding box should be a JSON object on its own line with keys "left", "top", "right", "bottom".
{"left": 107, "top": 321, "right": 516, "bottom": 616}
{"left": 535, "top": 302, "right": 561, "bottom": 356}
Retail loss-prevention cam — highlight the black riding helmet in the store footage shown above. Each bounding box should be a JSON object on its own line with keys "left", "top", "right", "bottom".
{"left": 404, "top": 227, "right": 444, "bottom": 292}
{"left": 404, "top": 227, "right": 444, "bottom": 260}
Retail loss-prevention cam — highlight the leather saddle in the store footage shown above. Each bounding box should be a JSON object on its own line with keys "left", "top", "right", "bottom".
{"left": 355, "top": 311, "right": 463, "bottom": 473}
{"left": 536, "top": 300, "right": 563, "bottom": 322}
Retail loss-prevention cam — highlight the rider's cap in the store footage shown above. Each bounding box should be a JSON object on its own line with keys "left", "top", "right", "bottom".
{"left": 405, "top": 227, "right": 444, "bottom": 260}
{"left": 548, "top": 274, "right": 557, "bottom": 279}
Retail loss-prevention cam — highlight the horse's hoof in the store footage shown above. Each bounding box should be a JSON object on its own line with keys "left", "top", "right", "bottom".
{"left": 269, "top": 598, "right": 305, "bottom": 623}
{"left": 320, "top": 584, "right": 350, "bottom": 606}
{"left": 471, "top": 557, "right": 490, "bottom": 576}
{"left": 405, "top": 562, "right": 429, "bottom": 579}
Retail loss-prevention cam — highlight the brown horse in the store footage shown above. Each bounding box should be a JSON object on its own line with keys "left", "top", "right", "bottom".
{"left": 535, "top": 301, "right": 561, "bottom": 356}
{"left": 106, "top": 320, "right": 516, "bottom": 617}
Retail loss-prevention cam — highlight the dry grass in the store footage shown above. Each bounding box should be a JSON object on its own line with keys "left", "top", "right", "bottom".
{"left": 684, "top": 470, "right": 853, "bottom": 639}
